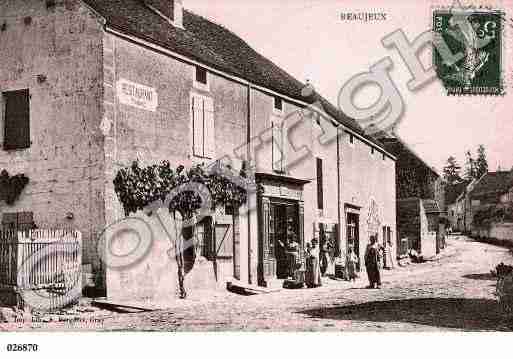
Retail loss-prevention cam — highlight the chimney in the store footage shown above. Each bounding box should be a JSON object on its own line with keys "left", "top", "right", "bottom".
{"left": 144, "top": 0, "right": 183, "bottom": 28}
{"left": 172, "top": 0, "right": 183, "bottom": 28}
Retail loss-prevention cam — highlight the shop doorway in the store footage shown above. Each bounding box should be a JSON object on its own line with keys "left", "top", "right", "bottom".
{"left": 346, "top": 212, "right": 360, "bottom": 271}
{"left": 270, "top": 200, "right": 299, "bottom": 279}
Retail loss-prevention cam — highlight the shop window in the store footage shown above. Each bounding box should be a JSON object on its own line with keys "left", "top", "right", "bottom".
{"left": 3, "top": 89, "right": 30, "bottom": 151}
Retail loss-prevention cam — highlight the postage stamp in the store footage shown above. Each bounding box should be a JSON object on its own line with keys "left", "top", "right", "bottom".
{"left": 433, "top": 8, "right": 505, "bottom": 95}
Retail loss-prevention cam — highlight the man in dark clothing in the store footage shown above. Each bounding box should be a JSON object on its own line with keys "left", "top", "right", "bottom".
{"left": 364, "top": 235, "right": 383, "bottom": 289}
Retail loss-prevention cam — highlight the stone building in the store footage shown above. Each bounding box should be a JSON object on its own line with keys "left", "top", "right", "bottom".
{"left": 467, "top": 171, "right": 513, "bottom": 239}
{"left": 377, "top": 136, "right": 445, "bottom": 256}
{"left": 0, "top": 0, "right": 396, "bottom": 294}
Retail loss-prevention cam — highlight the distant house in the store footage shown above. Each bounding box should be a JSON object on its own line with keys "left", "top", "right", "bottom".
{"left": 397, "top": 198, "right": 443, "bottom": 258}
{"left": 446, "top": 181, "right": 470, "bottom": 232}
{"left": 468, "top": 171, "right": 513, "bottom": 239}
{"left": 377, "top": 136, "right": 446, "bottom": 256}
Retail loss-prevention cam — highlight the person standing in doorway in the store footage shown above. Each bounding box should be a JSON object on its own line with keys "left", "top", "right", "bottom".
{"left": 364, "top": 235, "right": 382, "bottom": 289}
{"left": 383, "top": 237, "right": 395, "bottom": 270}
{"left": 346, "top": 245, "right": 359, "bottom": 282}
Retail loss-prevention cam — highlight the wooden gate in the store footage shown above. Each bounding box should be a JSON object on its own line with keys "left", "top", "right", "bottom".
{"left": 0, "top": 229, "right": 82, "bottom": 310}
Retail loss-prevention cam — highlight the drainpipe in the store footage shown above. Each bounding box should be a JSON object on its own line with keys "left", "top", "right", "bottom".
{"left": 336, "top": 127, "right": 343, "bottom": 259}
{"left": 246, "top": 83, "right": 253, "bottom": 284}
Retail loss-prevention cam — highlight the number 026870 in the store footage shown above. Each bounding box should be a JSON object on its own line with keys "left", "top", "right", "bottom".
{"left": 6, "top": 344, "right": 39, "bottom": 352}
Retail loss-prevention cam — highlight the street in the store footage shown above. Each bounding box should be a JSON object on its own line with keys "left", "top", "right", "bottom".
{"left": 98, "top": 236, "right": 513, "bottom": 331}
{"left": 3, "top": 236, "right": 513, "bottom": 332}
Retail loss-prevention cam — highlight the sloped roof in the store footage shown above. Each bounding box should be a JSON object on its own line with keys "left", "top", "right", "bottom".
{"left": 81, "top": 0, "right": 380, "bottom": 142}
{"left": 378, "top": 136, "right": 440, "bottom": 178}
{"left": 422, "top": 199, "right": 441, "bottom": 214}
{"left": 469, "top": 171, "right": 513, "bottom": 198}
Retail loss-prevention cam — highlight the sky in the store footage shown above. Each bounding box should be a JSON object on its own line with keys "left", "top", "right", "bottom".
{"left": 185, "top": 0, "right": 513, "bottom": 174}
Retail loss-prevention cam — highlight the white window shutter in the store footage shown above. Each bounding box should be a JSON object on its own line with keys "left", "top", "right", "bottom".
{"left": 272, "top": 117, "right": 283, "bottom": 172}
{"left": 204, "top": 97, "right": 215, "bottom": 158}
{"left": 192, "top": 95, "right": 204, "bottom": 157}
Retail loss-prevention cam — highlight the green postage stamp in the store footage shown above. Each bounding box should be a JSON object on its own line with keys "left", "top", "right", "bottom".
{"left": 433, "top": 8, "right": 505, "bottom": 95}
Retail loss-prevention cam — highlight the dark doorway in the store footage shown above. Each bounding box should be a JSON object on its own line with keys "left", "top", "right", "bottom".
{"left": 346, "top": 212, "right": 360, "bottom": 271}
{"left": 270, "top": 200, "right": 299, "bottom": 279}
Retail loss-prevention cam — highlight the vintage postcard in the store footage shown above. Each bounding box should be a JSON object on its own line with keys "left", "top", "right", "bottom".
{"left": 1, "top": 0, "right": 513, "bottom": 355}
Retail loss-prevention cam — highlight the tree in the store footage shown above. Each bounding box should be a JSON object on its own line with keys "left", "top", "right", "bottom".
{"left": 113, "top": 160, "right": 253, "bottom": 298}
{"left": 475, "top": 144, "right": 488, "bottom": 179}
{"left": 464, "top": 146, "right": 489, "bottom": 181}
{"left": 464, "top": 150, "right": 477, "bottom": 181}
{"left": 443, "top": 156, "right": 463, "bottom": 185}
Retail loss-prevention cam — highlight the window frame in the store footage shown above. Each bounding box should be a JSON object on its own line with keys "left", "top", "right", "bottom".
{"left": 273, "top": 96, "right": 284, "bottom": 115}
{"left": 316, "top": 157, "right": 324, "bottom": 211}
{"left": 271, "top": 114, "right": 285, "bottom": 174}
{"left": 2, "top": 89, "right": 31, "bottom": 151}
{"left": 348, "top": 133, "right": 355, "bottom": 147}
{"left": 193, "top": 66, "right": 210, "bottom": 91}
{"left": 191, "top": 92, "right": 215, "bottom": 159}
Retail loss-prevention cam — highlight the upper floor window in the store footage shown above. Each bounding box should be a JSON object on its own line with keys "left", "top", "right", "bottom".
{"left": 349, "top": 133, "right": 354, "bottom": 145}
{"left": 272, "top": 115, "right": 285, "bottom": 173}
{"left": 191, "top": 93, "right": 215, "bottom": 158}
{"left": 316, "top": 157, "right": 324, "bottom": 210}
{"left": 273, "top": 96, "right": 283, "bottom": 114}
{"left": 2, "top": 89, "right": 30, "bottom": 151}
{"left": 371, "top": 147, "right": 375, "bottom": 155}
{"left": 194, "top": 66, "right": 209, "bottom": 91}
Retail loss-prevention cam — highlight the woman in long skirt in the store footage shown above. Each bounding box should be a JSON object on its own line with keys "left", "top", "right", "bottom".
{"left": 364, "top": 236, "right": 382, "bottom": 289}
{"left": 305, "top": 240, "right": 321, "bottom": 288}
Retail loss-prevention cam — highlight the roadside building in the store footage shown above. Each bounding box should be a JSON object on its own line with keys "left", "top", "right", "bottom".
{"left": 377, "top": 135, "right": 446, "bottom": 256}
{"left": 0, "top": 0, "right": 396, "bottom": 295}
{"left": 446, "top": 181, "right": 469, "bottom": 232}
{"left": 468, "top": 171, "right": 513, "bottom": 240}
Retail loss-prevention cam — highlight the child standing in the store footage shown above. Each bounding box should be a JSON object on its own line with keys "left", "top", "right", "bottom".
{"left": 346, "top": 246, "right": 358, "bottom": 282}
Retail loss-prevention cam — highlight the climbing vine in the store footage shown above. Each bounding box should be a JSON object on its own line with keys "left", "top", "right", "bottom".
{"left": 0, "top": 170, "right": 29, "bottom": 205}
{"left": 113, "top": 160, "right": 254, "bottom": 299}
{"left": 113, "top": 160, "right": 252, "bottom": 218}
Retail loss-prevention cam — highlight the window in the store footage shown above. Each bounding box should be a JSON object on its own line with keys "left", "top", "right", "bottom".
{"left": 3, "top": 89, "right": 30, "bottom": 150}
{"left": 1, "top": 212, "right": 34, "bottom": 231}
{"left": 371, "top": 147, "right": 375, "bottom": 155}
{"left": 191, "top": 94, "right": 215, "bottom": 158}
{"left": 272, "top": 116, "right": 285, "bottom": 173}
{"left": 316, "top": 157, "right": 324, "bottom": 210}
{"left": 195, "top": 66, "right": 207, "bottom": 85}
{"left": 194, "top": 66, "right": 209, "bottom": 91}
{"left": 273, "top": 96, "right": 283, "bottom": 113}
{"left": 349, "top": 134, "right": 354, "bottom": 145}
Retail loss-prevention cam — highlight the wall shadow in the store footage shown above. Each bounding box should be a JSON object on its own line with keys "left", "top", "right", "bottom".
{"left": 299, "top": 298, "right": 513, "bottom": 331}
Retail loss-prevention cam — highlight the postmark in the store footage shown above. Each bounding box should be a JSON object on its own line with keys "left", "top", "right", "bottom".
{"left": 433, "top": 7, "right": 505, "bottom": 95}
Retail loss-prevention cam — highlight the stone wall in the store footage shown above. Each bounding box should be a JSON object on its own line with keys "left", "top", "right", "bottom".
{"left": 397, "top": 198, "right": 421, "bottom": 252}
{"left": 473, "top": 223, "right": 513, "bottom": 241}
{"left": 339, "top": 131, "right": 396, "bottom": 267}
{"left": 0, "top": 0, "right": 105, "bottom": 271}
{"left": 102, "top": 31, "right": 249, "bottom": 285}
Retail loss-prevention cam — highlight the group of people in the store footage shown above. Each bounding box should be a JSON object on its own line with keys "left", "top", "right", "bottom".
{"left": 303, "top": 234, "right": 395, "bottom": 289}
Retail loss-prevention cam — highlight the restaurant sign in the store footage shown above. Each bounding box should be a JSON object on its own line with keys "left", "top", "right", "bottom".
{"left": 117, "top": 79, "right": 158, "bottom": 112}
